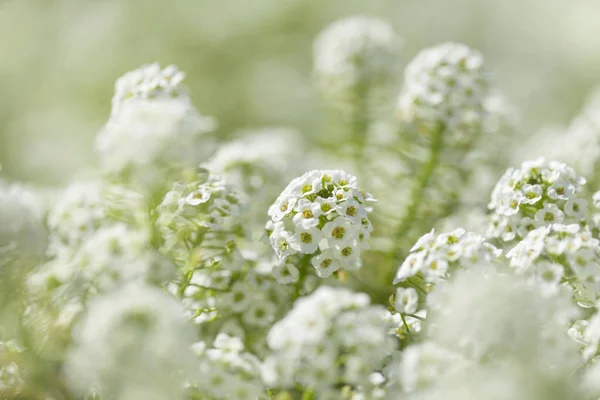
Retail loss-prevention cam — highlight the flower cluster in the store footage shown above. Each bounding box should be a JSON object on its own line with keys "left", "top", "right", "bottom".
{"left": 65, "top": 284, "right": 197, "bottom": 400}
{"left": 175, "top": 254, "right": 292, "bottom": 357}
{"left": 506, "top": 224, "right": 600, "bottom": 304}
{"left": 156, "top": 169, "right": 244, "bottom": 272}
{"left": 0, "top": 339, "right": 24, "bottom": 396}
{"left": 263, "top": 286, "right": 395, "bottom": 398}
{"left": 0, "top": 181, "right": 47, "bottom": 265}
{"left": 397, "top": 42, "right": 490, "bottom": 139}
{"left": 267, "top": 170, "right": 375, "bottom": 280}
{"left": 313, "top": 16, "right": 400, "bottom": 104}
{"left": 110, "top": 63, "right": 187, "bottom": 117}
{"left": 96, "top": 64, "right": 216, "bottom": 183}
{"left": 385, "top": 269, "right": 581, "bottom": 398}
{"left": 46, "top": 181, "right": 147, "bottom": 255}
{"left": 190, "top": 334, "right": 265, "bottom": 399}
{"left": 394, "top": 228, "right": 501, "bottom": 285}
{"left": 487, "top": 157, "right": 589, "bottom": 242}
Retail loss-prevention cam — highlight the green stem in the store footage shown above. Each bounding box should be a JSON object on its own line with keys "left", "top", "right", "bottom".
{"left": 393, "top": 124, "right": 445, "bottom": 260}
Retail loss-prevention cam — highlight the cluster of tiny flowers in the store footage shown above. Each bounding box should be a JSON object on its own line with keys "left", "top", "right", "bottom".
{"left": 262, "top": 286, "right": 395, "bottom": 397}
{"left": 394, "top": 228, "right": 501, "bottom": 285}
{"left": 189, "top": 334, "right": 265, "bottom": 399}
{"left": 203, "top": 128, "right": 303, "bottom": 194}
{"left": 65, "top": 284, "right": 197, "bottom": 400}
{"left": 267, "top": 170, "right": 375, "bottom": 281}
{"left": 386, "top": 287, "right": 427, "bottom": 341}
{"left": 30, "top": 224, "right": 170, "bottom": 303}
{"left": 383, "top": 269, "right": 581, "bottom": 398}
{"left": 46, "top": 181, "right": 147, "bottom": 255}
{"left": 506, "top": 224, "right": 600, "bottom": 304}
{"left": 397, "top": 42, "right": 490, "bottom": 139}
{"left": 384, "top": 341, "right": 470, "bottom": 394}
{"left": 313, "top": 16, "right": 400, "bottom": 101}
{"left": 0, "top": 181, "right": 46, "bottom": 265}
{"left": 0, "top": 339, "right": 24, "bottom": 395}
{"left": 176, "top": 255, "right": 292, "bottom": 357}
{"left": 487, "top": 157, "right": 589, "bottom": 242}
{"left": 156, "top": 169, "right": 244, "bottom": 272}
{"left": 110, "top": 63, "right": 187, "bottom": 118}
{"left": 96, "top": 64, "right": 216, "bottom": 178}
{"left": 203, "top": 129, "right": 305, "bottom": 229}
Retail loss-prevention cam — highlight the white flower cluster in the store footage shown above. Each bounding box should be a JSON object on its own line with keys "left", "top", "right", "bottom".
{"left": 506, "top": 224, "right": 600, "bottom": 304}
{"left": 190, "top": 334, "right": 265, "bottom": 399}
{"left": 487, "top": 157, "right": 589, "bottom": 242}
{"left": 267, "top": 170, "right": 375, "bottom": 281}
{"left": 110, "top": 63, "right": 187, "bottom": 117}
{"left": 65, "top": 284, "right": 196, "bottom": 400}
{"left": 30, "top": 224, "right": 170, "bottom": 304}
{"left": 394, "top": 228, "right": 501, "bottom": 285}
{"left": 385, "top": 269, "right": 581, "bottom": 398}
{"left": 397, "top": 42, "right": 490, "bottom": 138}
{"left": 0, "top": 339, "right": 24, "bottom": 395}
{"left": 178, "top": 256, "right": 292, "bottom": 357}
{"left": 156, "top": 169, "right": 244, "bottom": 272}
{"left": 0, "top": 181, "right": 46, "bottom": 266}
{"left": 263, "top": 286, "right": 395, "bottom": 397}
{"left": 203, "top": 128, "right": 305, "bottom": 229}
{"left": 96, "top": 64, "right": 216, "bottom": 180}
{"left": 203, "top": 128, "right": 303, "bottom": 193}
{"left": 313, "top": 16, "right": 400, "bottom": 101}
{"left": 46, "top": 181, "right": 147, "bottom": 255}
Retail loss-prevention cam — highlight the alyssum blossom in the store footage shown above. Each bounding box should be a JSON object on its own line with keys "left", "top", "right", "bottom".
{"left": 487, "top": 157, "right": 589, "bottom": 242}
{"left": 266, "top": 169, "right": 375, "bottom": 281}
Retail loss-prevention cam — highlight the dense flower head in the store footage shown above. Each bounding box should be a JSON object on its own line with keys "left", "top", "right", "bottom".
{"left": 189, "top": 334, "right": 265, "bottom": 399}
{"left": 96, "top": 64, "right": 216, "bottom": 180}
{"left": 175, "top": 253, "right": 293, "bottom": 358}
{"left": 0, "top": 339, "right": 24, "bottom": 395}
{"left": 111, "top": 63, "right": 188, "bottom": 118}
{"left": 397, "top": 42, "right": 490, "bottom": 138}
{"left": 394, "top": 228, "right": 501, "bottom": 285}
{"left": 46, "top": 181, "right": 147, "bottom": 256}
{"left": 313, "top": 16, "right": 400, "bottom": 99}
{"left": 426, "top": 269, "right": 578, "bottom": 362}
{"left": 262, "top": 286, "right": 395, "bottom": 396}
{"left": 384, "top": 269, "right": 581, "bottom": 398}
{"left": 156, "top": 169, "right": 245, "bottom": 272}
{"left": 30, "top": 224, "right": 171, "bottom": 305}
{"left": 266, "top": 170, "right": 375, "bottom": 280}
{"left": 203, "top": 128, "right": 303, "bottom": 195}
{"left": 506, "top": 223, "right": 600, "bottom": 305}
{"left": 487, "top": 157, "right": 589, "bottom": 242}
{"left": 65, "top": 284, "right": 196, "bottom": 400}
{"left": 0, "top": 181, "right": 47, "bottom": 264}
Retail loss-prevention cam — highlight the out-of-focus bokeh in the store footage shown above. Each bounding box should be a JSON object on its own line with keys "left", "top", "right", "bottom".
{"left": 1, "top": 0, "right": 600, "bottom": 184}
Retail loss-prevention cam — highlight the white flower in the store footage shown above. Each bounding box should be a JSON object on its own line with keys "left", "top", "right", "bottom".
{"left": 565, "top": 198, "right": 588, "bottom": 220}
{"left": 534, "top": 203, "right": 564, "bottom": 224}
{"left": 395, "top": 287, "right": 418, "bottom": 314}
{"left": 311, "top": 250, "right": 341, "bottom": 278}
{"left": 272, "top": 263, "right": 299, "bottom": 284}
{"left": 290, "top": 225, "right": 322, "bottom": 254}
{"left": 394, "top": 251, "right": 426, "bottom": 283}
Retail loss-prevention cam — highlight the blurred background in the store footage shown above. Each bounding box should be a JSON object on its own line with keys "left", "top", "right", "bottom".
{"left": 1, "top": 0, "right": 600, "bottom": 184}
